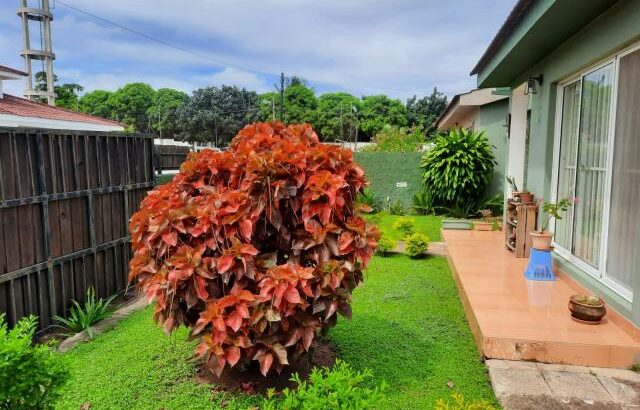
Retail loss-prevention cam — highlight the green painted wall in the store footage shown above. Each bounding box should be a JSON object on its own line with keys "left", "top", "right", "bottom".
{"left": 478, "top": 99, "right": 509, "bottom": 197}
{"left": 505, "top": 0, "right": 640, "bottom": 324}
{"left": 354, "top": 152, "right": 422, "bottom": 213}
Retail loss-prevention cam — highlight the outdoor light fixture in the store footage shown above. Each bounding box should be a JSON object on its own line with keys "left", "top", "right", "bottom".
{"left": 525, "top": 74, "right": 543, "bottom": 95}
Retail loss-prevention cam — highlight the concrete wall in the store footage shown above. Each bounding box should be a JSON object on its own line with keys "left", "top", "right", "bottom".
{"left": 505, "top": 0, "right": 640, "bottom": 324}
{"left": 478, "top": 99, "right": 508, "bottom": 197}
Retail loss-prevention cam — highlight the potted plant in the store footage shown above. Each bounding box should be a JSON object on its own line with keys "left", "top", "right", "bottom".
{"left": 530, "top": 197, "right": 573, "bottom": 250}
{"left": 568, "top": 294, "right": 606, "bottom": 323}
{"left": 473, "top": 209, "right": 494, "bottom": 231}
{"left": 506, "top": 175, "right": 523, "bottom": 200}
{"left": 520, "top": 190, "right": 535, "bottom": 204}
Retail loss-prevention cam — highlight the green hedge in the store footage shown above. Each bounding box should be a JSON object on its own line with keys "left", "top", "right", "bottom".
{"left": 354, "top": 152, "right": 422, "bottom": 212}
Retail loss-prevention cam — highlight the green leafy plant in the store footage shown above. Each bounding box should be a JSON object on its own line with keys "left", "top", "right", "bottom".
{"left": 0, "top": 314, "right": 69, "bottom": 410}
{"left": 393, "top": 217, "right": 415, "bottom": 238}
{"left": 412, "top": 189, "right": 432, "bottom": 215}
{"left": 405, "top": 233, "right": 429, "bottom": 258}
{"left": 261, "top": 360, "right": 385, "bottom": 410}
{"left": 361, "top": 125, "right": 424, "bottom": 152}
{"left": 540, "top": 197, "right": 574, "bottom": 233}
{"left": 420, "top": 128, "right": 496, "bottom": 212}
{"left": 53, "top": 287, "right": 116, "bottom": 338}
{"left": 505, "top": 175, "right": 519, "bottom": 192}
{"left": 357, "top": 188, "right": 378, "bottom": 213}
{"left": 388, "top": 199, "right": 406, "bottom": 215}
{"left": 435, "top": 392, "right": 497, "bottom": 410}
{"left": 376, "top": 236, "right": 396, "bottom": 256}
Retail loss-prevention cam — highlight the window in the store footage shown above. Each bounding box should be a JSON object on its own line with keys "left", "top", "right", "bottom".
{"left": 553, "top": 44, "right": 640, "bottom": 301}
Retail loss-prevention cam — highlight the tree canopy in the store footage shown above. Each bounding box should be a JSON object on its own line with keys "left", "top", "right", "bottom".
{"left": 406, "top": 87, "right": 448, "bottom": 136}
{"left": 359, "top": 95, "right": 407, "bottom": 140}
{"left": 107, "top": 83, "right": 156, "bottom": 131}
{"left": 147, "top": 88, "right": 188, "bottom": 138}
{"left": 315, "top": 92, "right": 361, "bottom": 142}
{"left": 283, "top": 84, "right": 317, "bottom": 124}
{"left": 79, "top": 90, "right": 113, "bottom": 118}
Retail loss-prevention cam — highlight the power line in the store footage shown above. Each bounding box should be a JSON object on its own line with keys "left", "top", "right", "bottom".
{"left": 54, "top": 0, "right": 272, "bottom": 77}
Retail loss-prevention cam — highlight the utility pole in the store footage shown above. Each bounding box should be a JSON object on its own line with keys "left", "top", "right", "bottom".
{"left": 340, "top": 101, "right": 343, "bottom": 142}
{"left": 272, "top": 96, "right": 275, "bottom": 121}
{"left": 279, "top": 72, "right": 285, "bottom": 122}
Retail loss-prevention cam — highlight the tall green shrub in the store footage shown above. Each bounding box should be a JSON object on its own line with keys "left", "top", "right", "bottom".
{"left": 0, "top": 315, "right": 69, "bottom": 409}
{"left": 420, "top": 128, "right": 496, "bottom": 211}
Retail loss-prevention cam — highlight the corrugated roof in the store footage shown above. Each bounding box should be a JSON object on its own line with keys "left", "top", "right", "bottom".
{"left": 0, "top": 94, "right": 122, "bottom": 126}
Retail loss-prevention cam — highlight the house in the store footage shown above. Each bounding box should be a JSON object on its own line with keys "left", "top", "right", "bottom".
{"left": 434, "top": 88, "right": 510, "bottom": 196}
{"left": 0, "top": 64, "right": 124, "bottom": 132}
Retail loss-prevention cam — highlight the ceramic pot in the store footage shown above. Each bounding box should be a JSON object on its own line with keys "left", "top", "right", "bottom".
{"left": 530, "top": 231, "right": 553, "bottom": 250}
{"left": 568, "top": 295, "right": 606, "bottom": 322}
{"left": 520, "top": 192, "right": 534, "bottom": 203}
{"left": 474, "top": 221, "right": 493, "bottom": 231}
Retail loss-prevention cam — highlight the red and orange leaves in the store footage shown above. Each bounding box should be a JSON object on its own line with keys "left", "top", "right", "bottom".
{"left": 129, "top": 122, "right": 379, "bottom": 377}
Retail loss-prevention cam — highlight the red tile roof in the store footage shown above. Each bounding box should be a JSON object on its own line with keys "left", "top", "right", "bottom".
{"left": 0, "top": 64, "right": 28, "bottom": 77}
{"left": 0, "top": 94, "right": 123, "bottom": 127}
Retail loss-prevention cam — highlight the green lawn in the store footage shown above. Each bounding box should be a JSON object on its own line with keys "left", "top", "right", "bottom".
{"left": 56, "top": 217, "right": 495, "bottom": 409}
{"left": 366, "top": 213, "right": 442, "bottom": 242}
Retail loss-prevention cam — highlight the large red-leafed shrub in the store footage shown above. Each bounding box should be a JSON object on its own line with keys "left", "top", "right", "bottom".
{"left": 129, "top": 122, "right": 378, "bottom": 377}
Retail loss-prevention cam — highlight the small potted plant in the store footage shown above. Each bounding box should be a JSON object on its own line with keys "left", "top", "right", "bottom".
{"left": 520, "top": 190, "right": 535, "bottom": 204}
{"left": 569, "top": 294, "right": 606, "bottom": 323}
{"left": 473, "top": 209, "right": 494, "bottom": 231}
{"left": 506, "top": 175, "right": 523, "bottom": 200}
{"left": 530, "top": 197, "right": 573, "bottom": 250}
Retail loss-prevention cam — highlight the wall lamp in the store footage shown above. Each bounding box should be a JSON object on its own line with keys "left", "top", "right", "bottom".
{"left": 525, "top": 74, "right": 543, "bottom": 95}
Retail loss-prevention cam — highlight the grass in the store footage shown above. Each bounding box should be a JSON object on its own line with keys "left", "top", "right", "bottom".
{"left": 366, "top": 212, "right": 442, "bottom": 242}
{"left": 55, "top": 216, "right": 496, "bottom": 409}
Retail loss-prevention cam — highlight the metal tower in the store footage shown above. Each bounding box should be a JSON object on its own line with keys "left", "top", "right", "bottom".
{"left": 18, "top": 0, "right": 56, "bottom": 105}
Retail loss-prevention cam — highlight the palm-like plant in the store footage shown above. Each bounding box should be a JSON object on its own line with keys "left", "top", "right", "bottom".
{"left": 53, "top": 287, "right": 116, "bottom": 338}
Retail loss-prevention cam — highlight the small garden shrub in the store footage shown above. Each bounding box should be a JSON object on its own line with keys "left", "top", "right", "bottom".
{"left": 420, "top": 128, "right": 496, "bottom": 211}
{"left": 129, "top": 122, "right": 379, "bottom": 377}
{"left": 53, "top": 287, "right": 116, "bottom": 338}
{"left": 0, "top": 314, "right": 69, "bottom": 410}
{"left": 357, "top": 188, "right": 378, "bottom": 213}
{"left": 405, "top": 233, "right": 429, "bottom": 258}
{"left": 435, "top": 392, "right": 497, "bottom": 410}
{"left": 261, "top": 360, "right": 385, "bottom": 410}
{"left": 376, "top": 236, "right": 396, "bottom": 256}
{"left": 412, "top": 189, "right": 431, "bottom": 215}
{"left": 388, "top": 199, "right": 406, "bottom": 215}
{"left": 392, "top": 217, "right": 415, "bottom": 238}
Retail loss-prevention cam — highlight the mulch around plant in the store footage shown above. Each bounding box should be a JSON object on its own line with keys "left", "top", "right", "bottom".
{"left": 196, "top": 339, "right": 337, "bottom": 394}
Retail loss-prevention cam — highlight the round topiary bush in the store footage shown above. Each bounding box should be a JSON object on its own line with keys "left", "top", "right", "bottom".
{"left": 420, "top": 128, "right": 496, "bottom": 211}
{"left": 129, "top": 122, "right": 379, "bottom": 377}
{"left": 405, "top": 233, "right": 429, "bottom": 258}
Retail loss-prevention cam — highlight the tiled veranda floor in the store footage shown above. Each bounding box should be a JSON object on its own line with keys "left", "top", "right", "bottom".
{"left": 442, "top": 229, "right": 640, "bottom": 368}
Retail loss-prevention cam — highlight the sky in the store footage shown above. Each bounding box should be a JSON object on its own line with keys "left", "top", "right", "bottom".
{"left": 1, "top": 0, "right": 515, "bottom": 101}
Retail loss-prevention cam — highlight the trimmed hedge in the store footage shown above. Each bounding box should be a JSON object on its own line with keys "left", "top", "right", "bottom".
{"left": 354, "top": 152, "right": 422, "bottom": 212}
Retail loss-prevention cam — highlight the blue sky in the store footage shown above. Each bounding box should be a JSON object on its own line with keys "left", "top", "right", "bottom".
{"left": 1, "top": 0, "right": 515, "bottom": 100}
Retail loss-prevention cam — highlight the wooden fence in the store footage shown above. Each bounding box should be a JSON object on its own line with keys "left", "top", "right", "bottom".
{"left": 0, "top": 127, "right": 154, "bottom": 330}
{"left": 155, "top": 144, "right": 190, "bottom": 171}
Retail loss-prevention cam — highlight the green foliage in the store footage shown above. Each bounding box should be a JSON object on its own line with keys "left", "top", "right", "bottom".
{"left": 376, "top": 236, "right": 396, "bottom": 256}
{"left": 0, "top": 314, "right": 69, "bottom": 410}
{"left": 393, "top": 217, "right": 415, "bottom": 238}
{"left": 406, "top": 87, "right": 448, "bottom": 138}
{"left": 477, "top": 194, "right": 504, "bottom": 217}
{"left": 359, "top": 95, "right": 407, "bottom": 139}
{"left": 284, "top": 83, "right": 318, "bottom": 124}
{"left": 315, "top": 92, "right": 361, "bottom": 142}
{"left": 34, "top": 71, "right": 84, "bottom": 110}
{"left": 355, "top": 152, "right": 422, "bottom": 211}
{"left": 257, "top": 91, "right": 279, "bottom": 122}
{"left": 505, "top": 175, "right": 519, "bottom": 192}
{"left": 413, "top": 189, "right": 432, "bottom": 215}
{"left": 261, "top": 360, "right": 385, "bottom": 410}
{"left": 53, "top": 288, "right": 115, "bottom": 338}
{"left": 435, "top": 392, "right": 497, "bottom": 410}
{"left": 357, "top": 188, "right": 378, "bottom": 212}
{"left": 79, "top": 90, "right": 113, "bottom": 118}
{"left": 107, "top": 82, "right": 156, "bottom": 131}
{"left": 176, "top": 85, "right": 260, "bottom": 145}
{"left": 388, "top": 199, "right": 406, "bottom": 215}
{"left": 541, "top": 197, "right": 573, "bottom": 232}
{"left": 364, "top": 214, "right": 441, "bottom": 242}
{"left": 361, "top": 125, "right": 424, "bottom": 152}
{"left": 405, "top": 233, "right": 429, "bottom": 258}
{"left": 147, "top": 88, "right": 188, "bottom": 138}
{"left": 420, "top": 128, "right": 497, "bottom": 211}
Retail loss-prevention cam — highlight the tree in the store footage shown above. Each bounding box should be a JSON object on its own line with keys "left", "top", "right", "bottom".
{"left": 406, "top": 87, "right": 448, "bottom": 137}
{"left": 147, "top": 88, "right": 188, "bottom": 138}
{"left": 315, "top": 92, "right": 361, "bottom": 142}
{"left": 176, "top": 85, "right": 259, "bottom": 145}
{"left": 359, "top": 95, "right": 407, "bottom": 140}
{"left": 256, "top": 91, "right": 279, "bottom": 122}
{"left": 34, "top": 70, "right": 83, "bottom": 110}
{"left": 107, "top": 83, "right": 156, "bottom": 131}
{"left": 284, "top": 83, "right": 317, "bottom": 124}
{"left": 79, "top": 90, "right": 113, "bottom": 118}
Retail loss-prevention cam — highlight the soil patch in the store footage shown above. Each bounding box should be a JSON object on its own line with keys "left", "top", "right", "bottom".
{"left": 196, "top": 339, "right": 338, "bottom": 393}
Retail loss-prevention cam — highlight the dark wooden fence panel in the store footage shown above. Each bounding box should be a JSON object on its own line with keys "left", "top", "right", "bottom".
{"left": 155, "top": 144, "right": 190, "bottom": 171}
{"left": 0, "top": 127, "right": 154, "bottom": 330}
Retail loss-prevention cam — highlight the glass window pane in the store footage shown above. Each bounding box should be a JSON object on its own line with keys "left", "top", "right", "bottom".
{"left": 573, "top": 63, "right": 614, "bottom": 268}
{"left": 555, "top": 81, "right": 581, "bottom": 249}
{"left": 606, "top": 49, "right": 640, "bottom": 292}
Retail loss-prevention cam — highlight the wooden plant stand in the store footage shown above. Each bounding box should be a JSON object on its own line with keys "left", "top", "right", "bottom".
{"left": 505, "top": 200, "right": 538, "bottom": 258}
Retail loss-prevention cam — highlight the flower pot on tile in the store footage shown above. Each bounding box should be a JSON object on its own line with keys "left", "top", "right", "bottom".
{"left": 568, "top": 295, "right": 606, "bottom": 323}
{"left": 530, "top": 231, "right": 553, "bottom": 250}
{"left": 473, "top": 221, "right": 493, "bottom": 231}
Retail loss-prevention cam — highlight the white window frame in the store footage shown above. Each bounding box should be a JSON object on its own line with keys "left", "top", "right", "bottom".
{"left": 551, "top": 40, "right": 640, "bottom": 303}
